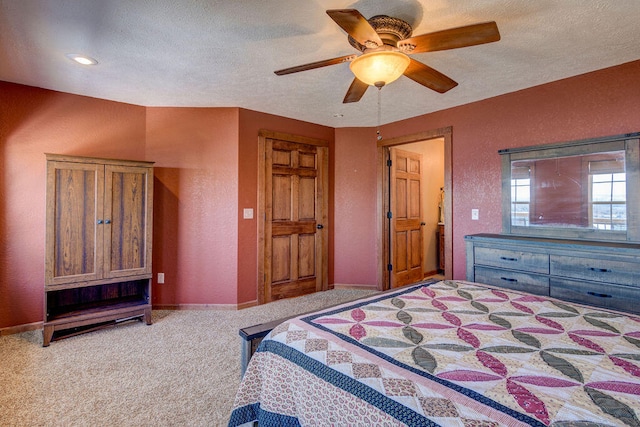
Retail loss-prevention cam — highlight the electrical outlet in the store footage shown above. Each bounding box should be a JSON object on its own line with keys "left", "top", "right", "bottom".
{"left": 471, "top": 209, "right": 479, "bottom": 220}
{"left": 157, "top": 273, "right": 165, "bottom": 284}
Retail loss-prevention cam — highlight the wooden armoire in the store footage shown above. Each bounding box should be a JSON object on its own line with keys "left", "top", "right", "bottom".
{"left": 43, "top": 154, "right": 154, "bottom": 346}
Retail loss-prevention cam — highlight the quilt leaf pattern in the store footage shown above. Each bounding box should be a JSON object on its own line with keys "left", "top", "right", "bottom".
{"left": 311, "top": 280, "right": 640, "bottom": 426}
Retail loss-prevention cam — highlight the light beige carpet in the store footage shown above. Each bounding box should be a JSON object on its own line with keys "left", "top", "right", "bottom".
{"left": 0, "top": 288, "right": 378, "bottom": 427}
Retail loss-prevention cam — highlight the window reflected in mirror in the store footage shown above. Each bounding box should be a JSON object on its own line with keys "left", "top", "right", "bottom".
{"left": 510, "top": 150, "right": 626, "bottom": 231}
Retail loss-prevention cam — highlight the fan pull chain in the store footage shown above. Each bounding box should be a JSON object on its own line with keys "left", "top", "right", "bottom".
{"left": 376, "top": 85, "right": 382, "bottom": 141}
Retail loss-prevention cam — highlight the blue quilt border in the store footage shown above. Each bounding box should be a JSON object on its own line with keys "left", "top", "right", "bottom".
{"left": 229, "top": 402, "right": 301, "bottom": 427}
{"left": 300, "top": 280, "right": 546, "bottom": 427}
{"left": 256, "top": 339, "right": 440, "bottom": 426}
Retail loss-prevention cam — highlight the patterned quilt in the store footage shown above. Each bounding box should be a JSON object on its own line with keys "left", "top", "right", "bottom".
{"left": 229, "top": 280, "right": 640, "bottom": 426}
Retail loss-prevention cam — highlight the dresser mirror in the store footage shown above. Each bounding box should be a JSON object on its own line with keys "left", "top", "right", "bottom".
{"left": 500, "top": 133, "right": 640, "bottom": 241}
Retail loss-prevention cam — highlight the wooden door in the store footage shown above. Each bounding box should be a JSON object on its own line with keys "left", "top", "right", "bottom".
{"left": 262, "top": 136, "right": 328, "bottom": 302}
{"left": 45, "top": 161, "right": 104, "bottom": 286}
{"left": 103, "top": 165, "right": 154, "bottom": 279}
{"left": 390, "top": 147, "right": 423, "bottom": 287}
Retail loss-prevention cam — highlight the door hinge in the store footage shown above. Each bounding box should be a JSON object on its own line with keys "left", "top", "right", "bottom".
{"left": 387, "top": 159, "right": 392, "bottom": 167}
{"left": 387, "top": 264, "right": 393, "bottom": 271}
{"left": 387, "top": 211, "right": 392, "bottom": 219}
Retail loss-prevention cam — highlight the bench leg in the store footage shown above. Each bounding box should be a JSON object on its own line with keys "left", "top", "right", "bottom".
{"left": 43, "top": 325, "right": 54, "bottom": 347}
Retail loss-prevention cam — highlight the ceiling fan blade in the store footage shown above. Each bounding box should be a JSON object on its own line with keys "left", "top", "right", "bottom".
{"left": 274, "top": 54, "right": 357, "bottom": 75}
{"left": 326, "top": 9, "right": 383, "bottom": 47}
{"left": 404, "top": 59, "right": 458, "bottom": 93}
{"left": 343, "top": 78, "right": 369, "bottom": 103}
{"left": 398, "top": 21, "right": 500, "bottom": 54}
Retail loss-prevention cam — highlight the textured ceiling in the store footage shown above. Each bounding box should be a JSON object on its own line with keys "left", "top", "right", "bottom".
{"left": 1, "top": 0, "right": 639, "bottom": 127}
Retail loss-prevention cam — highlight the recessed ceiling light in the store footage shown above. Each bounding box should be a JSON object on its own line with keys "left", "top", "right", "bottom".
{"left": 66, "top": 54, "right": 98, "bottom": 65}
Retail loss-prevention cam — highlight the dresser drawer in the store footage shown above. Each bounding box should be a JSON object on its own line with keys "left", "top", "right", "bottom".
{"left": 474, "top": 247, "right": 549, "bottom": 274}
{"left": 550, "top": 255, "right": 640, "bottom": 286}
{"left": 475, "top": 266, "right": 549, "bottom": 296}
{"left": 550, "top": 278, "right": 640, "bottom": 314}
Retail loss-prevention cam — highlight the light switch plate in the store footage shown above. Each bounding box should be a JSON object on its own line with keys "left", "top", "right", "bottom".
{"left": 471, "top": 209, "right": 479, "bottom": 220}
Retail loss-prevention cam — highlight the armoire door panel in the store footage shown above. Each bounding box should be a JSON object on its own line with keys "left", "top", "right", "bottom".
{"left": 46, "top": 161, "right": 103, "bottom": 285}
{"left": 54, "top": 169, "right": 98, "bottom": 277}
{"left": 104, "top": 165, "right": 153, "bottom": 278}
{"left": 108, "top": 168, "right": 147, "bottom": 271}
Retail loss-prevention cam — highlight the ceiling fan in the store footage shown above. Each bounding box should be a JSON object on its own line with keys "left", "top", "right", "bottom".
{"left": 274, "top": 9, "right": 500, "bottom": 103}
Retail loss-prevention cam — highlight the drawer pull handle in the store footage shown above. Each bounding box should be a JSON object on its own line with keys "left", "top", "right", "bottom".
{"left": 587, "top": 291, "right": 612, "bottom": 298}
{"left": 589, "top": 267, "right": 611, "bottom": 273}
{"left": 500, "top": 256, "right": 518, "bottom": 262}
{"left": 500, "top": 277, "right": 518, "bottom": 282}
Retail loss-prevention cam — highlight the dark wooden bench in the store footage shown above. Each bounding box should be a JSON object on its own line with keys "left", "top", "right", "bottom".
{"left": 239, "top": 316, "right": 295, "bottom": 375}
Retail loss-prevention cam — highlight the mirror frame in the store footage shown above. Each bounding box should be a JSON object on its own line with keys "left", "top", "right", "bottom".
{"left": 500, "top": 132, "right": 640, "bottom": 242}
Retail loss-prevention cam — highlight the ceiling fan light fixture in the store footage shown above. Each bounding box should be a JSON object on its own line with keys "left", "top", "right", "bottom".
{"left": 349, "top": 51, "right": 410, "bottom": 87}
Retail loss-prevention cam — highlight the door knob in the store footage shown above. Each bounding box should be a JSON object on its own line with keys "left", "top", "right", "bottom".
{"left": 316, "top": 224, "right": 324, "bottom": 229}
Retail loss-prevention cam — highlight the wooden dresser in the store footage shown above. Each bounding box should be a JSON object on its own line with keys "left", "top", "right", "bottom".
{"left": 465, "top": 233, "right": 640, "bottom": 314}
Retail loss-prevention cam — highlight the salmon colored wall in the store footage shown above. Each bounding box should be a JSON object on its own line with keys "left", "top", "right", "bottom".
{"left": 146, "top": 107, "right": 240, "bottom": 305}
{"left": 333, "top": 127, "right": 379, "bottom": 285}
{"left": 0, "top": 82, "right": 334, "bottom": 328}
{"left": 0, "top": 81, "right": 146, "bottom": 329}
{"left": 381, "top": 59, "right": 640, "bottom": 280}
{"left": 333, "top": 60, "right": 640, "bottom": 284}
{"left": 3, "top": 59, "right": 639, "bottom": 329}
{"left": 236, "top": 109, "right": 334, "bottom": 304}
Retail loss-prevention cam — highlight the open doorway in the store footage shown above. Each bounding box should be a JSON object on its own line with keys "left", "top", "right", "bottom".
{"left": 376, "top": 127, "right": 452, "bottom": 290}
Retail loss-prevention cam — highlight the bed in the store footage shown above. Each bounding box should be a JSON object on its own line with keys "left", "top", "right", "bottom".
{"left": 229, "top": 280, "right": 640, "bottom": 426}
